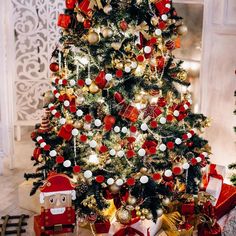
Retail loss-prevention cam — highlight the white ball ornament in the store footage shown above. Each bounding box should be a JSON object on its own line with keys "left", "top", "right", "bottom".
{"left": 72, "top": 128, "right": 79, "bottom": 136}
{"left": 40, "top": 142, "right": 46, "bottom": 148}
{"left": 63, "top": 160, "right": 71, "bottom": 168}
{"left": 165, "top": 3, "right": 171, "bottom": 8}
{"left": 131, "top": 61, "right": 138, "bottom": 69}
{"left": 125, "top": 66, "right": 131, "bottom": 73}
{"left": 163, "top": 198, "right": 170, "bottom": 205}
{"left": 157, "top": 209, "right": 163, "bottom": 217}
{"left": 121, "top": 127, "right": 128, "bottom": 133}
{"left": 60, "top": 118, "right": 66, "bottom": 125}
{"left": 85, "top": 78, "right": 92, "bottom": 85}
{"left": 160, "top": 117, "right": 167, "bottom": 124}
{"left": 144, "top": 46, "right": 152, "bottom": 54}
{"left": 76, "top": 109, "right": 83, "bottom": 117}
{"left": 159, "top": 144, "right": 167, "bottom": 152}
{"left": 138, "top": 148, "right": 146, "bottom": 157}
{"left": 107, "top": 178, "right": 115, "bottom": 185}
{"left": 94, "top": 119, "right": 102, "bottom": 127}
{"left": 64, "top": 100, "right": 70, "bottom": 107}
{"left": 36, "top": 136, "right": 43, "bottom": 142}
{"left": 55, "top": 93, "right": 60, "bottom": 98}
{"left": 175, "top": 138, "right": 182, "bottom": 145}
{"left": 140, "top": 175, "right": 149, "bottom": 184}
{"left": 155, "top": 29, "right": 162, "bottom": 36}
{"left": 202, "top": 152, "right": 208, "bottom": 157}
{"left": 141, "top": 123, "right": 148, "bottom": 131}
{"left": 161, "top": 14, "right": 168, "bottom": 21}
{"left": 196, "top": 157, "right": 202, "bottom": 163}
{"left": 116, "top": 179, "right": 124, "bottom": 186}
{"left": 89, "top": 140, "right": 97, "bottom": 148}
{"left": 164, "top": 169, "right": 172, "bottom": 177}
{"left": 117, "top": 150, "right": 125, "bottom": 157}
{"left": 70, "top": 80, "right": 76, "bottom": 86}
{"left": 187, "top": 133, "right": 192, "bottom": 138}
{"left": 58, "top": 79, "right": 63, "bottom": 85}
{"left": 84, "top": 170, "right": 93, "bottom": 179}
{"left": 114, "top": 126, "right": 121, "bottom": 133}
{"left": 173, "top": 110, "right": 180, "bottom": 117}
{"left": 49, "top": 150, "right": 57, "bottom": 157}
{"left": 51, "top": 109, "right": 57, "bottom": 115}
{"left": 105, "top": 73, "right": 113, "bottom": 81}
{"left": 109, "top": 149, "right": 116, "bottom": 156}
{"left": 183, "top": 163, "right": 190, "bottom": 170}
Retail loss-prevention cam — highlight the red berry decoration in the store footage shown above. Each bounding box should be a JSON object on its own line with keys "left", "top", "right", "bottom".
{"left": 56, "top": 155, "right": 65, "bottom": 164}
{"left": 55, "top": 112, "right": 61, "bottom": 118}
{"left": 96, "top": 175, "right": 105, "bottom": 183}
{"left": 158, "top": 21, "right": 166, "bottom": 30}
{"left": 80, "top": 135, "right": 87, "bottom": 142}
{"left": 189, "top": 130, "right": 195, "bottom": 136}
{"left": 50, "top": 62, "right": 59, "bottom": 72}
{"left": 58, "top": 14, "right": 71, "bottom": 28}
{"left": 182, "top": 134, "right": 188, "bottom": 140}
{"left": 83, "top": 20, "right": 91, "bottom": 29}
{"left": 127, "top": 137, "right": 136, "bottom": 143}
{"left": 100, "top": 145, "right": 108, "bottom": 153}
{"left": 126, "top": 150, "right": 135, "bottom": 158}
{"left": 172, "top": 166, "right": 182, "bottom": 175}
{"left": 84, "top": 114, "right": 92, "bottom": 123}
{"left": 137, "top": 55, "right": 145, "bottom": 63}
{"left": 126, "top": 177, "right": 135, "bottom": 186}
{"left": 150, "top": 37, "right": 157, "bottom": 45}
{"left": 77, "top": 79, "right": 85, "bottom": 87}
{"left": 130, "top": 126, "right": 137, "bottom": 133}
{"left": 149, "top": 146, "right": 157, "bottom": 155}
{"left": 167, "top": 141, "right": 174, "bottom": 149}
{"left": 116, "top": 70, "right": 123, "bottom": 78}
{"left": 150, "top": 120, "right": 158, "bottom": 129}
{"left": 191, "top": 158, "right": 197, "bottom": 166}
{"left": 120, "top": 19, "right": 128, "bottom": 31}
{"left": 153, "top": 173, "right": 161, "bottom": 181}
{"left": 166, "top": 115, "right": 173, "bottom": 122}
{"left": 62, "top": 79, "right": 67, "bottom": 86}
{"left": 73, "top": 165, "right": 81, "bottom": 173}
{"left": 44, "top": 144, "right": 51, "bottom": 151}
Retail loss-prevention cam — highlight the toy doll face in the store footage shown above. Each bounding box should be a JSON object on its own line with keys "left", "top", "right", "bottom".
{"left": 44, "top": 193, "right": 72, "bottom": 215}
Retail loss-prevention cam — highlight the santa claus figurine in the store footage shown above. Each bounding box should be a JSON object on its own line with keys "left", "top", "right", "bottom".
{"left": 34, "top": 172, "right": 76, "bottom": 235}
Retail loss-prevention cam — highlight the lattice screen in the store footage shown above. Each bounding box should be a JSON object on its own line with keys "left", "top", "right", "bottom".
{"left": 12, "top": 0, "right": 64, "bottom": 123}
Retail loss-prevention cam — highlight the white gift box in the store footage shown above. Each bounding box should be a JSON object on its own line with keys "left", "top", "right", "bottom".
{"left": 206, "top": 176, "right": 223, "bottom": 206}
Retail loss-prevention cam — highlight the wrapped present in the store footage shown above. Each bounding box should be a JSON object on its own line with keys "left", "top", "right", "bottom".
{"left": 181, "top": 202, "right": 195, "bottom": 216}
{"left": 162, "top": 212, "right": 193, "bottom": 236}
{"left": 215, "top": 183, "right": 236, "bottom": 220}
{"left": 94, "top": 220, "right": 110, "bottom": 234}
{"left": 58, "top": 14, "right": 71, "bottom": 28}
{"left": 119, "top": 105, "right": 139, "bottom": 122}
{"left": 206, "top": 164, "right": 224, "bottom": 206}
{"left": 58, "top": 124, "right": 74, "bottom": 141}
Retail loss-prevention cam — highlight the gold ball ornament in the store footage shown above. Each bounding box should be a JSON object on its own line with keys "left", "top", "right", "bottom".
{"left": 127, "top": 196, "right": 137, "bottom": 206}
{"left": 89, "top": 82, "right": 100, "bottom": 94}
{"left": 109, "top": 184, "right": 120, "bottom": 194}
{"left": 177, "top": 70, "right": 188, "bottom": 82}
{"left": 177, "top": 25, "right": 188, "bottom": 35}
{"left": 111, "top": 42, "right": 122, "bottom": 50}
{"left": 76, "top": 13, "right": 85, "bottom": 22}
{"left": 87, "top": 31, "right": 100, "bottom": 45}
{"left": 140, "top": 215, "right": 146, "bottom": 220}
{"left": 103, "top": 4, "right": 112, "bottom": 14}
{"left": 135, "top": 206, "right": 140, "bottom": 211}
{"left": 146, "top": 213, "right": 153, "bottom": 220}
{"left": 151, "top": 16, "right": 159, "bottom": 26}
{"left": 102, "top": 27, "right": 113, "bottom": 38}
{"left": 142, "top": 208, "right": 149, "bottom": 215}
{"left": 74, "top": 121, "right": 83, "bottom": 129}
{"left": 116, "top": 208, "right": 132, "bottom": 224}
{"left": 140, "top": 167, "right": 148, "bottom": 174}
{"left": 136, "top": 211, "right": 141, "bottom": 216}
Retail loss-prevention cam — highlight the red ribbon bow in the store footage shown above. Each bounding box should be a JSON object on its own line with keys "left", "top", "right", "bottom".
{"left": 208, "top": 164, "right": 223, "bottom": 181}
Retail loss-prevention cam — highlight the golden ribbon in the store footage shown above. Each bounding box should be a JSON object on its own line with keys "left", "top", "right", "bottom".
{"left": 130, "top": 21, "right": 151, "bottom": 40}
{"left": 89, "top": 0, "right": 103, "bottom": 9}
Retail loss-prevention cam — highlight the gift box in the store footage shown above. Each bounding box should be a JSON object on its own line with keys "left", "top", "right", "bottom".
{"left": 215, "top": 183, "right": 236, "bottom": 220}
{"left": 57, "top": 14, "right": 71, "bottom": 28}
{"left": 58, "top": 124, "right": 73, "bottom": 141}
{"left": 94, "top": 220, "right": 111, "bottom": 234}
{"left": 119, "top": 105, "right": 139, "bottom": 122}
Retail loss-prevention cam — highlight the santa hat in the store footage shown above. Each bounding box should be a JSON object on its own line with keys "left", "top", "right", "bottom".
{"left": 40, "top": 172, "right": 76, "bottom": 203}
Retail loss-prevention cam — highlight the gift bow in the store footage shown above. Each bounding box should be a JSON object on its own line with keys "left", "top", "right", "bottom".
{"left": 130, "top": 22, "right": 151, "bottom": 40}
{"left": 113, "top": 226, "right": 144, "bottom": 236}
{"left": 208, "top": 164, "right": 223, "bottom": 181}
{"left": 89, "top": 0, "right": 103, "bottom": 9}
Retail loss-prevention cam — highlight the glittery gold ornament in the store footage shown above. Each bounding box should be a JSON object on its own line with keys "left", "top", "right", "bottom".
{"left": 88, "top": 31, "right": 100, "bottom": 45}
{"left": 109, "top": 184, "right": 120, "bottom": 194}
{"left": 111, "top": 42, "right": 122, "bottom": 50}
{"left": 151, "top": 16, "right": 159, "bottom": 26}
{"left": 136, "top": 211, "right": 141, "bottom": 216}
{"left": 177, "top": 70, "right": 188, "bottom": 82}
{"left": 89, "top": 82, "right": 100, "bottom": 94}
{"left": 116, "top": 207, "right": 132, "bottom": 224}
{"left": 102, "top": 27, "right": 113, "bottom": 38}
{"left": 74, "top": 121, "right": 83, "bottom": 129}
{"left": 103, "top": 4, "right": 112, "bottom": 14}
{"left": 142, "top": 208, "right": 149, "bottom": 215}
{"left": 177, "top": 25, "right": 188, "bottom": 35}
{"left": 127, "top": 196, "right": 137, "bottom": 206}
{"left": 135, "top": 206, "right": 140, "bottom": 211}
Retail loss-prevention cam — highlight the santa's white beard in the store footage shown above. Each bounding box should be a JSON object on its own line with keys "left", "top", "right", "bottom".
{"left": 50, "top": 207, "right": 66, "bottom": 215}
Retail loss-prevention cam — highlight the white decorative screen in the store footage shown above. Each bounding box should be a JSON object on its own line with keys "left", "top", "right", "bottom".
{"left": 12, "top": 0, "right": 64, "bottom": 122}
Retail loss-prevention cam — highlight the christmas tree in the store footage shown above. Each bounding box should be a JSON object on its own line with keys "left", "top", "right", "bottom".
{"left": 26, "top": 0, "right": 211, "bottom": 226}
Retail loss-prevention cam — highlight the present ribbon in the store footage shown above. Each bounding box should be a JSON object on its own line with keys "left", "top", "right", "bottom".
{"left": 113, "top": 225, "right": 144, "bottom": 236}
{"left": 208, "top": 164, "right": 223, "bottom": 181}
{"left": 130, "top": 21, "right": 151, "bottom": 40}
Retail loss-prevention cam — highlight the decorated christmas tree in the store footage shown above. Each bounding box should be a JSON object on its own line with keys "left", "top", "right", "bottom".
{"left": 25, "top": 0, "right": 212, "bottom": 234}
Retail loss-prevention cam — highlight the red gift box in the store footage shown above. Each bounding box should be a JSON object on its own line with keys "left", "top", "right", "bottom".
{"left": 94, "top": 220, "right": 111, "bottom": 233}
{"left": 215, "top": 183, "right": 236, "bottom": 220}
{"left": 119, "top": 105, "right": 139, "bottom": 122}
{"left": 58, "top": 124, "right": 74, "bottom": 141}
{"left": 58, "top": 14, "right": 71, "bottom": 28}
{"left": 66, "top": 0, "right": 77, "bottom": 9}
{"left": 181, "top": 202, "right": 195, "bottom": 215}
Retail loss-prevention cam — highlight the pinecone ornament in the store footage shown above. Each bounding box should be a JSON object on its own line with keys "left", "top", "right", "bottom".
{"left": 76, "top": 182, "right": 88, "bottom": 196}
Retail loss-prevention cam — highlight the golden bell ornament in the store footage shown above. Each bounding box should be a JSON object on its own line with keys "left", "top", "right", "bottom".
{"left": 111, "top": 42, "right": 122, "bottom": 50}
{"left": 76, "top": 13, "right": 84, "bottom": 22}
{"left": 102, "top": 27, "right": 113, "bottom": 38}
{"left": 151, "top": 16, "right": 159, "bottom": 26}
{"left": 103, "top": 4, "right": 112, "bottom": 14}
{"left": 116, "top": 207, "right": 132, "bottom": 224}
{"left": 89, "top": 82, "right": 100, "bottom": 94}
{"left": 177, "top": 24, "right": 188, "bottom": 35}
{"left": 87, "top": 31, "right": 100, "bottom": 45}
{"left": 127, "top": 196, "right": 137, "bottom": 206}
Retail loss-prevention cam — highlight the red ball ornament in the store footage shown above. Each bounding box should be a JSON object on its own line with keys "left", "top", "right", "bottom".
{"left": 58, "top": 14, "right": 71, "bottom": 28}
{"left": 77, "top": 79, "right": 85, "bottom": 87}
{"left": 104, "top": 124, "right": 112, "bottom": 131}
{"left": 96, "top": 175, "right": 105, "bottom": 183}
{"left": 182, "top": 134, "right": 188, "bottom": 140}
{"left": 166, "top": 115, "right": 173, "bottom": 122}
{"left": 187, "top": 142, "right": 193, "bottom": 147}
{"left": 189, "top": 130, "right": 195, "bottom": 136}
{"left": 137, "top": 55, "right": 145, "bottom": 63}
{"left": 80, "top": 135, "right": 87, "bottom": 142}
{"left": 120, "top": 19, "right": 128, "bottom": 31}
{"left": 55, "top": 112, "right": 61, "bottom": 118}
{"left": 100, "top": 145, "right": 108, "bottom": 153}
{"left": 130, "top": 125, "right": 137, "bottom": 133}
{"left": 126, "top": 150, "right": 135, "bottom": 158}
{"left": 149, "top": 146, "right": 157, "bottom": 155}
{"left": 167, "top": 141, "right": 174, "bottom": 149}
{"left": 158, "top": 97, "right": 166, "bottom": 107}
{"left": 84, "top": 114, "right": 92, "bottom": 123}
{"left": 150, "top": 120, "right": 158, "bottom": 129}
{"left": 116, "top": 70, "right": 123, "bottom": 78}
{"left": 50, "top": 62, "right": 59, "bottom": 72}
{"left": 153, "top": 173, "right": 161, "bottom": 181}
{"left": 43, "top": 144, "right": 51, "bottom": 151}
{"left": 56, "top": 155, "right": 65, "bottom": 164}
{"left": 83, "top": 20, "right": 91, "bottom": 29}
{"left": 104, "top": 115, "right": 116, "bottom": 126}
{"left": 172, "top": 166, "right": 182, "bottom": 175}
{"left": 179, "top": 105, "right": 186, "bottom": 112}
{"left": 191, "top": 158, "right": 197, "bottom": 166}
{"left": 70, "top": 106, "right": 77, "bottom": 113}
{"left": 73, "top": 165, "right": 81, "bottom": 173}
{"left": 126, "top": 177, "right": 135, "bottom": 186}
{"left": 62, "top": 79, "right": 68, "bottom": 86}
{"left": 95, "top": 71, "right": 107, "bottom": 89}
{"left": 150, "top": 37, "right": 157, "bottom": 45}
{"left": 158, "top": 21, "right": 166, "bottom": 30}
